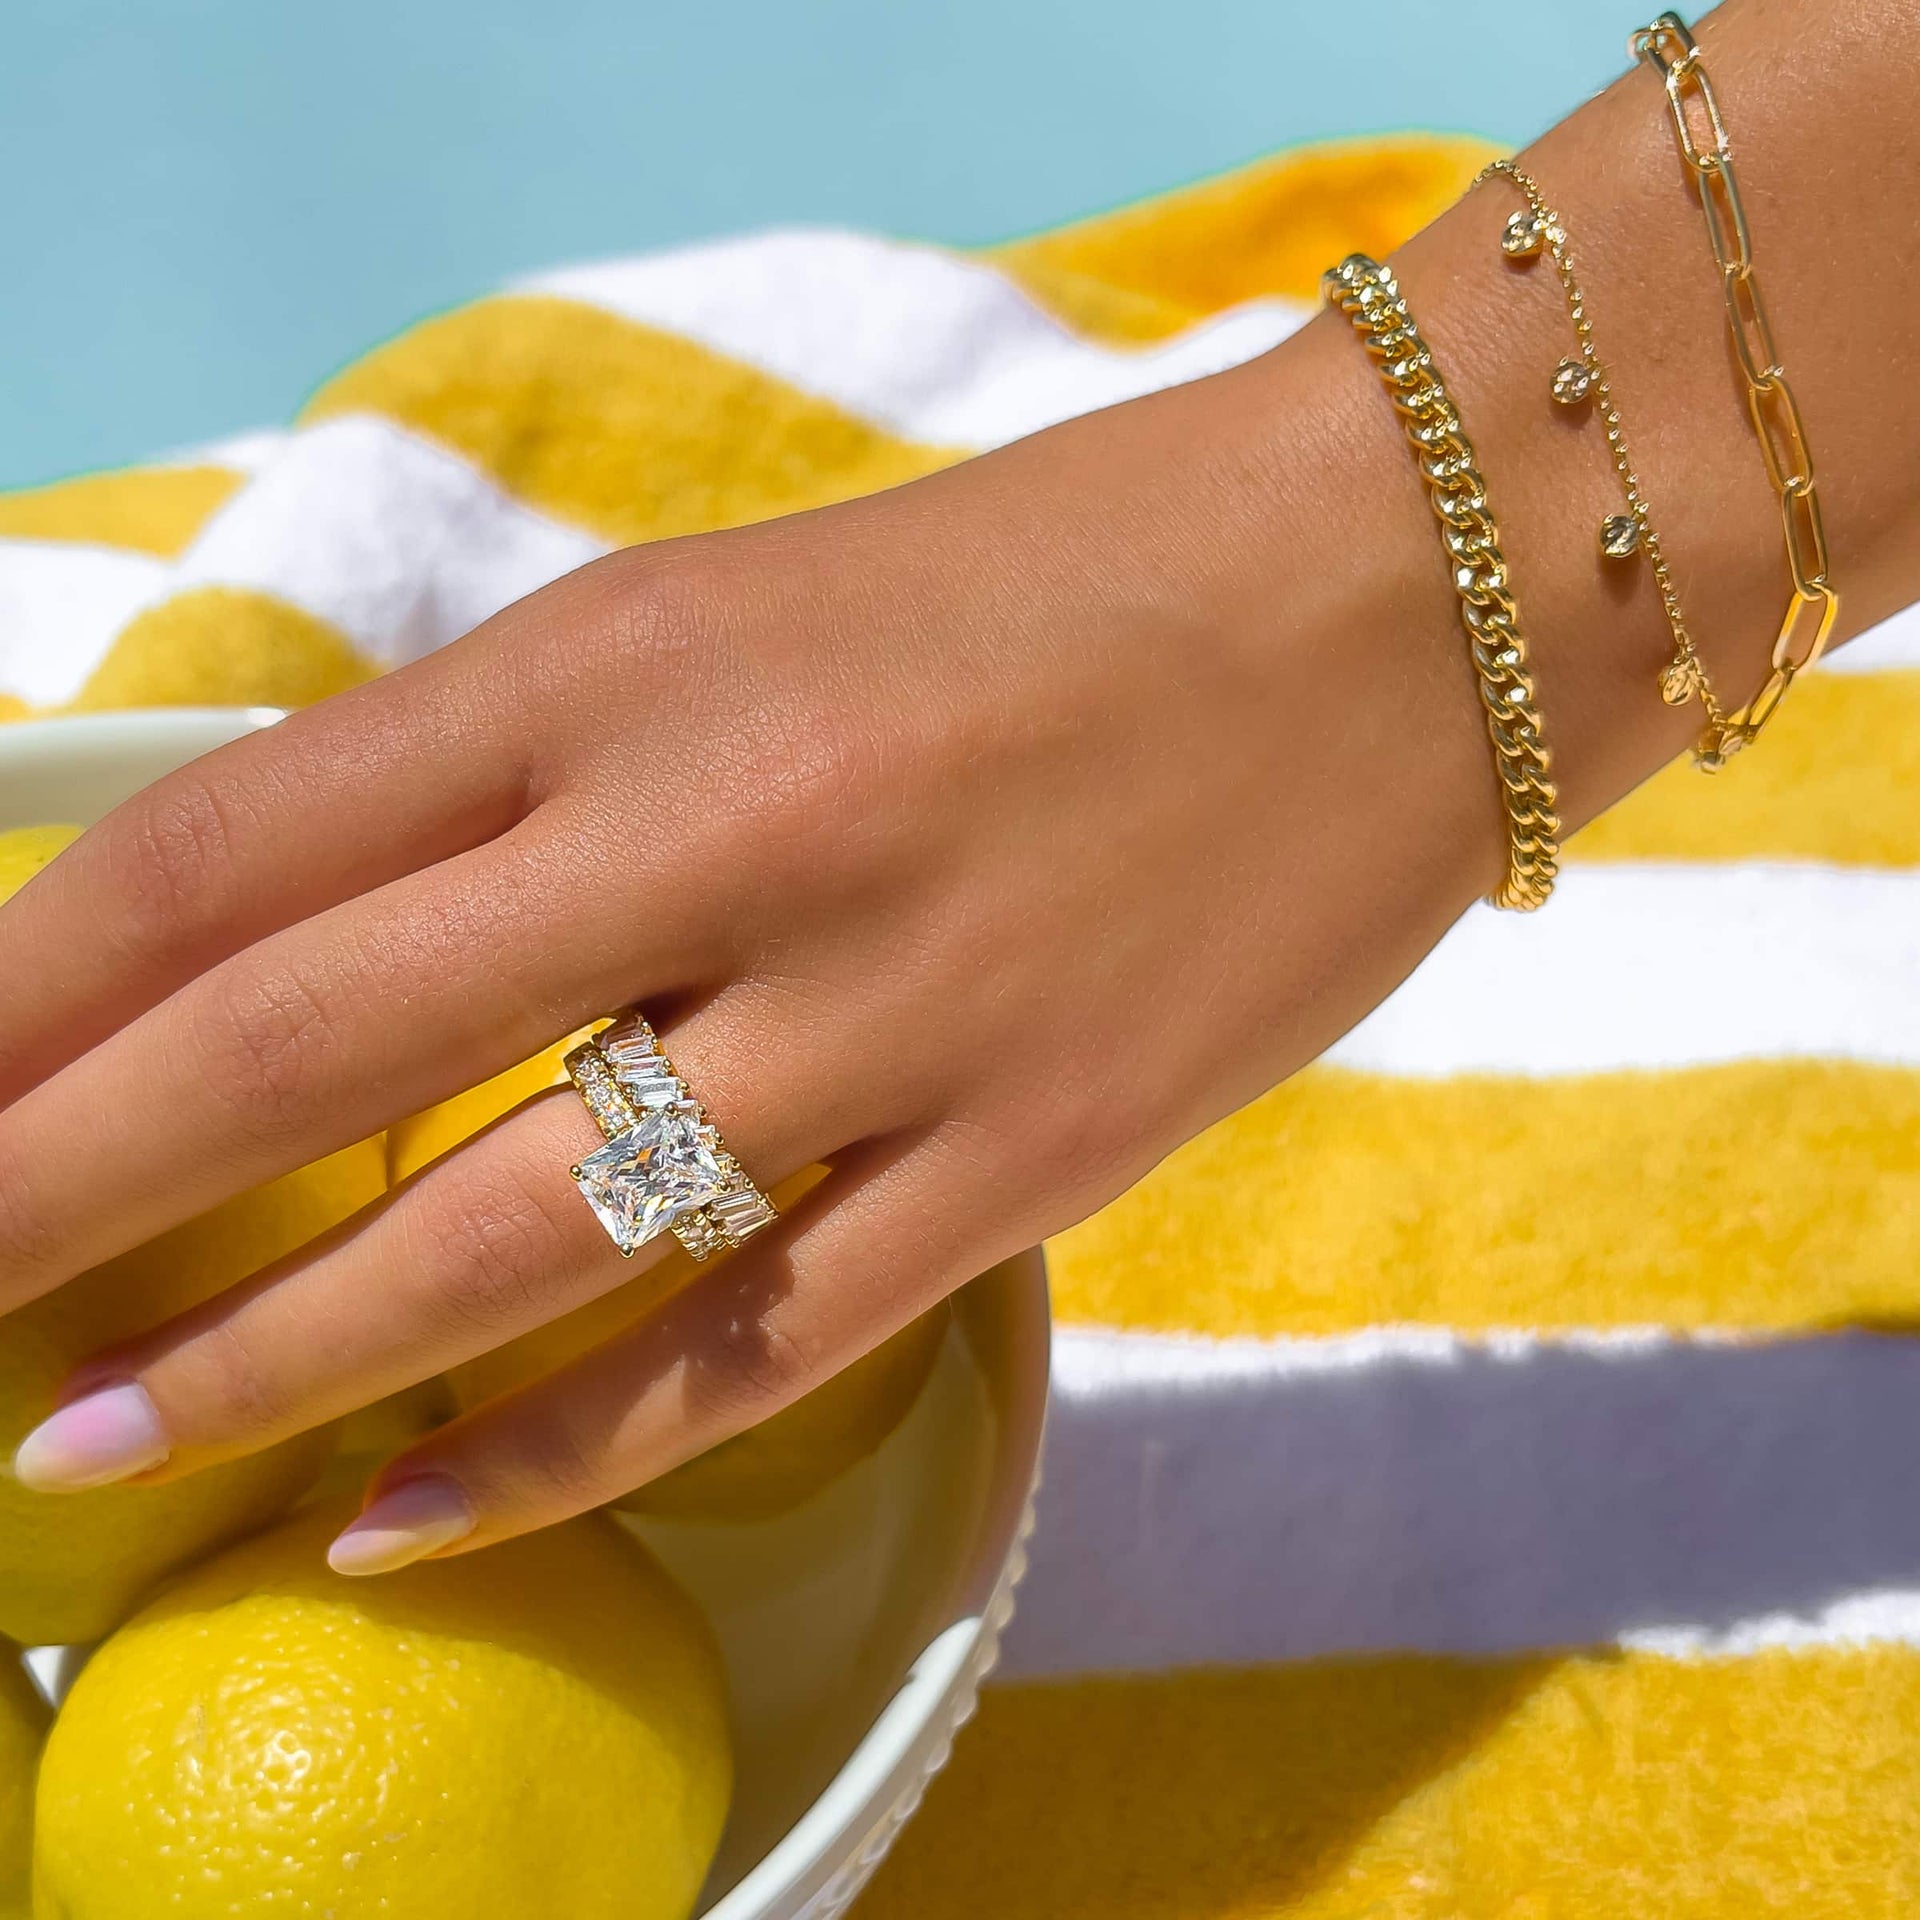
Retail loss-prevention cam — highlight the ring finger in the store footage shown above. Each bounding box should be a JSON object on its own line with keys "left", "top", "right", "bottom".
{"left": 0, "top": 808, "right": 723, "bottom": 1315}
{"left": 331, "top": 1124, "right": 1004, "bottom": 1571}
{"left": 9, "top": 997, "right": 854, "bottom": 1493}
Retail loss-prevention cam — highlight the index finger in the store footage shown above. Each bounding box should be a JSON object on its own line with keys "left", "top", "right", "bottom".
{"left": 0, "top": 663, "right": 524, "bottom": 1108}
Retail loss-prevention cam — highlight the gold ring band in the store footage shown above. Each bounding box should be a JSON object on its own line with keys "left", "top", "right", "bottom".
{"left": 566, "top": 1013, "right": 778, "bottom": 1262}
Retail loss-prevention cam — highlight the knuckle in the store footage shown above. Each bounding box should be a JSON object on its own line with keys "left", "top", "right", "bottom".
{"left": 986, "top": 1075, "right": 1145, "bottom": 1206}
{"left": 191, "top": 965, "right": 347, "bottom": 1138}
{"left": 101, "top": 773, "right": 242, "bottom": 953}
{"left": 755, "top": 703, "right": 880, "bottom": 843}
{"left": 183, "top": 1321, "right": 296, "bottom": 1442}
{"left": 597, "top": 553, "right": 730, "bottom": 688}
{"left": 692, "top": 701, "right": 882, "bottom": 904}
{"left": 682, "top": 1304, "right": 818, "bottom": 1433}
{"left": 575, "top": 551, "right": 889, "bottom": 881}
{"left": 411, "top": 1173, "right": 578, "bottom": 1339}
{"left": 521, "top": 1415, "right": 613, "bottom": 1513}
{"left": 0, "top": 1144, "right": 58, "bottom": 1287}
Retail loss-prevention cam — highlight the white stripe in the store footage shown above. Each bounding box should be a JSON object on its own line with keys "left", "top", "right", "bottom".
{"left": 1821, "top": 598, "right": 1920, "bottom": 674}
{"left": 1004, "top": 1324, "right": 1920, "bottom": 1675}
{"left": 172, "top": 413, "right": 609, "bottom": 664}
{"left": 1049, "top": 1322, "right": 1713, "bottom": 1392}
{"left": 0, "top": 540, "right": 169, "bottom": 706}
{"left": 1622, "top": 1589, "right": 1920, "bottom": 1657}
{"left": 0, "top": 418, "right": 608, "bottom": 692}
{"left": 520, "top": 228, "right": 1311, "bottom": 450}
{"left": 1329, "top": 861, "right": 1920, "bottom": 1078}
{"left": 158, "top": 428, "right": 290, "bottom": 476}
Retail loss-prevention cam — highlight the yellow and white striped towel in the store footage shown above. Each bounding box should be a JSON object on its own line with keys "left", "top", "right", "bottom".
{"left": 6, "top": 134, "right": 1919, "bottom": 1915}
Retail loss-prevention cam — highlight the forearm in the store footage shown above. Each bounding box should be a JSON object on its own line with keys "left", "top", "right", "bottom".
{"left": 1179, "top": 0, "right": 1920, "bottom": 883}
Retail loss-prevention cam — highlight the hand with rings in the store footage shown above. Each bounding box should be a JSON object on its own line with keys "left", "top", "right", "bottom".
{"left": 0, "top": 237, "right": 1713, "bottom": 1574}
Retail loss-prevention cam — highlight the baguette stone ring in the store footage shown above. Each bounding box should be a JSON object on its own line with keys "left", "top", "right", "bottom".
{"left": 566, "top": 1013, "right": 778, "bottom": 1261}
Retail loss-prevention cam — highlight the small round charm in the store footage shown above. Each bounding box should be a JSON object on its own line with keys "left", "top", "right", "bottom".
{"left": 1599, "top": 513, "right": 1642, "bottom": 560}
{"left": 1550, "top": 357, "right": 1594, "bottom": 406}
{"left": 1501, "top": 210, "right": 1545, "bottom": 259}
{"left": 1659, "top": 657, "right": 1700, "bottom": 706}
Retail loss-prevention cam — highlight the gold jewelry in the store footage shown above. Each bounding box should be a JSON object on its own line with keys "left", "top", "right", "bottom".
{"left": 1322, "top": 253, "right": 1560, "bottom": 911}
{"left": 1632, "top": 10, "right": 1839, "bottom": 756}
{"left": 1478, "top": 159, "right": 1734, "bottom": 771}
{"left": 566, "top": 1013, "right": 777, "bottom": 1261}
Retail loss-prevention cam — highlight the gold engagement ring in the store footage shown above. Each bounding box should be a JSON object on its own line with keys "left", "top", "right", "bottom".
{"left": 566, "top": 1013, "right": 778, "bottom": 1261}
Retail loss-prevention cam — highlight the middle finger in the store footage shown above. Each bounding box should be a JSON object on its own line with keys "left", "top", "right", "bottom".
{"left": 0, "top": 819, "right": 709, "bottom": 1314}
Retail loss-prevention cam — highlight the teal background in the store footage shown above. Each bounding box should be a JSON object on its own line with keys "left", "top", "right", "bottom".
{"left": 3, "top": 1, "right": 1647, "bottom": 489}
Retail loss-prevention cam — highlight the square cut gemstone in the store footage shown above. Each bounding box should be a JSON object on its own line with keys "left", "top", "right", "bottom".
{"left": 574, "top": 1104, "right": 731, "bottom": 1253}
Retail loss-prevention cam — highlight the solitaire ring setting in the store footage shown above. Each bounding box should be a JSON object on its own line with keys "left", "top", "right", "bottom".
{"left": 566, "top": 1013, "right": 778, "bottom": 1261}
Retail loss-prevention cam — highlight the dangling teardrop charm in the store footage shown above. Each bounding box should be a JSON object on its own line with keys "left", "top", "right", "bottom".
{"left": 1501, "top": 210, "right": 1545, "bottom": 259}
{"left": 1599, "top": 513, "right": 1641, "bottom": 559}
{"left": 1660, "top": 657, "right": 1700, "bottom": 706}
{"left": 1551, "top": 357, "right": 1594, "bottom": 405}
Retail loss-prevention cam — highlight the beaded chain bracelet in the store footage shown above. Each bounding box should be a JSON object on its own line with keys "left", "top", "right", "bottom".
{"left": 1476, "top": 158, "right": 1735, "bottom": 770}
{"left": 1321, "top": 254, "right": 1560, "bottom": 911}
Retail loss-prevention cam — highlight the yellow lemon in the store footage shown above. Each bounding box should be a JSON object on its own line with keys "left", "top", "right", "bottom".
{"left": 0, "top": 1139, "right": 386, "bottom": 1647}
{"left": 396, "top": 1043, "right": 947, "bottom": 1520}
{"left": 0, "top": 824, "right": 387, "bottom": 1646}
{"left": 34, "top": 1505, "right": 732, "bottom": 1920}
{"left": 0, "top": 1652, "right": 48, "bottom": 1916}
{"left": 385, "top": 1027, "right": 592, "bottom": 1185}
{"left": 309, "top": 1378, "right": 459, "bottom": 1508}
{"left": 0, "top": 826, "right": 82, "bottom": 899}
{"left": 331, "top": 1377, "right": 456, "bottom": 1461}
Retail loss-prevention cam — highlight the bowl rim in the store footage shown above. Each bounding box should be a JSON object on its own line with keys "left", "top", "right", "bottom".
{"left": 0, "top": 703, "right": 291, "bottom": 757}
{"left": 706, "top": 1245, "right": 1050, "bottom": 1920}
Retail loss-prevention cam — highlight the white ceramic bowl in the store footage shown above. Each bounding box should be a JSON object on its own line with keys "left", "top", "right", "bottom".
{"left": 0, "top": 707, "right": 1050, "bottom": 1920}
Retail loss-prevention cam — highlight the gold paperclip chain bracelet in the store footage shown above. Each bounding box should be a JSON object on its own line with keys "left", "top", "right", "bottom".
{"left": 1633, "top": 9, "right": 1839, "bottom": 753}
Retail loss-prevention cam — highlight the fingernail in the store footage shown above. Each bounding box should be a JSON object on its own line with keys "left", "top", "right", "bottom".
{"left": 327, "top": 1475, "right": 475, "bottom": 1577}
{"left": 12, "top": 1381, "right": 170, "bottom": 1492}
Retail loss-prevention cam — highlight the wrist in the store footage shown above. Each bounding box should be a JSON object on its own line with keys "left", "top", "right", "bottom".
{"left": 1162, "top": 323, "right": 1533, "bottom": 923}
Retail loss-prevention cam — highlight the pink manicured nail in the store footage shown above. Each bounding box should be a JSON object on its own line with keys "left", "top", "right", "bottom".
{"left": 327, "top": 1476, "right": 475, "bottom": 1577}
{"left": 12, "top": 1381, "right": 170, "bottom": 1492}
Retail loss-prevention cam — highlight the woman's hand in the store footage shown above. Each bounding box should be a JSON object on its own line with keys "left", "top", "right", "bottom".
{"left": 12, "top": 0, "right": 1915, "bottom": 1570}
{"left": 0, "top": 318, "right": 1527, "bottom": 1571}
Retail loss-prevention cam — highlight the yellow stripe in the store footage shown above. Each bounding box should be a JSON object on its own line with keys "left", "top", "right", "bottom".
{"left": 0, "top": 466, "right": 242, "bottom": 558}
{"left": 71, "top": 586, "right": 375, "bottom": 714}
{"left": 301, "top": 294, "right": 961, "bottom": 547}
{"left": 976, "top": 260, "right": 1203, "bottom": 349}
{"left": 1570, "top": 669, "right": 1920, "bottom": 868}
{"left": 859, "top": 1648, "right": 1920, "bottom": 1919}
{"left": 990, "top": 133, "right": 1502, "bottom": 342}
{"left": 1048, "top": 1060, "right": 1920, "bottom": 1336}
